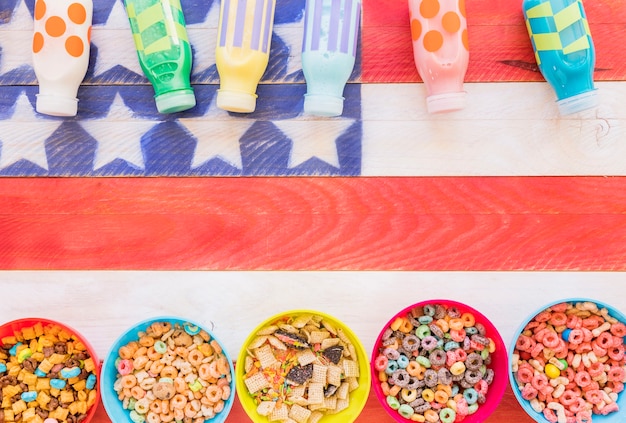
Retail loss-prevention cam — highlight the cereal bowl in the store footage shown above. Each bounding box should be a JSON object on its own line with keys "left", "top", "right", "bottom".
{"left": 101, "top": 317, "right": 235, "bottom": 423}
{"left": 236, "top": 309, "right": 371, "bottom": 423}
{"left": 0, "top": 317, "right": 101, "bottom": 423}
{"left": 371, "top": 299, "right": 508, "bottom": 423}
{"left": 509, "top": 298, "right": 626, "bottom": 423}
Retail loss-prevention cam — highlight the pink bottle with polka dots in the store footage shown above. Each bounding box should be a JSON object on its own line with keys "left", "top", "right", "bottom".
{"left": 32, "top": 0, "right": 93, "bottom": 116}
{"left": 409, "top": 0, "right": 469, "bottom": 113}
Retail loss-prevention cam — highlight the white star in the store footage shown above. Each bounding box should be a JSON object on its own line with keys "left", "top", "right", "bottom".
{"left": 0, "top": 0, "right": 33, "bottom": 75}
{"left": 80, "top": 93, "right": 156, "bottom": 170}
{"left": 275, "top": 118, "right": 354, "bottom": 168}
{"left": 0, "top": 92, "right": 58, "bottom": 170}
{"left": 189, "top": 1, "right": 219, "bottom": 76}
{"left": 179, "top": 96, "right": 251, "bottom": 169}
{"left": 91, "top": 0, "right": 144, "bottom": 77}
{"left": 273, "top": 16, "right": 305, "bottom": 77}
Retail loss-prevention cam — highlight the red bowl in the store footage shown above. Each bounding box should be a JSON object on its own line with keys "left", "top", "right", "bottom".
{"left": 0, "top": 318, "right": 101, "bottom": 423}
{"left": 370, "top": 299, "right": 508, "bottom": 422}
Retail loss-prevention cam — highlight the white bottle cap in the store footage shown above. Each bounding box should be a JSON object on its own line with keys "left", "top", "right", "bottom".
{"left": 36, "top": 94, "right": 78, "bottom": 117}
{"left": 155, "top": 89, "right": 196, "bottom": 114}
{"left": 216, "top": 90, "right": 257, "bottom": 113}
{"left": 304, "top": 94, "right": 344, "bottom": 117}
{"left": 426, "top": 92, "right": 466, "bottom": 114}
{"left": 557, "top": 90, "right": 598, "bottom": 115}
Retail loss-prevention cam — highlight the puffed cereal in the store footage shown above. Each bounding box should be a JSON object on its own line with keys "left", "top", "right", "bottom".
{"left": 112, "top": 321, "right": 233, "bottom": 423}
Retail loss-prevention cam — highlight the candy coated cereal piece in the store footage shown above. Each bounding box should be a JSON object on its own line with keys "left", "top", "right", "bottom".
{"left": 188, "top": 379, "right": 203, "bottom": 392}
{"left": 545, "top": 363, "right": 561, "bottom": 379}
{"left": 50, "top": 378, "right": 67, "bottom": 389}
{"left": 561, "top": 329, "right": 572, "bottom": 342}
{"left": 20, "top": 391, "right": 37, "bottom": 403}
{"left": 86, "top": 373, "right": 97, "bottom": 390}
{"left": 17, "top": 348, "right": 32, "bottom": 363}
{"left": 60, "top": 366, "right": 81, "bottom": 378}
{"left": 9, "top": 342, "right": 22, "bottom": 356}
{"left": 0, "top": 363, "right": 6, "bottom": 373}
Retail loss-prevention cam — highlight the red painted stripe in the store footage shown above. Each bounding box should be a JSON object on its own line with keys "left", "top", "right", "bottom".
{"left": 361, "top": 0, "right": 626, "bottom": 82}
{"left": 89, "top": 385, "right": 534, "bottom": 423}
{"left": 1, "top": 177, "right": 625, "bottom": 270}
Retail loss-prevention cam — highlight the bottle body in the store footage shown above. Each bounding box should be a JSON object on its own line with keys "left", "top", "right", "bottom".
{"left": 32, "top": 0, "right": 93, "bottom": 117}
{"left": 522, "top": 0, "right": 597, "bottom": 115}
{"left": 408, "top": 0, "right": 469, "bottom": 113}
{"left": 301, "top": 0, "right": 361, "bottom": 117}
{"left": 216, "top": 0, "right": 277, "bottom": 113}
{"left": 124, "top": 0, "right": 195, "bottom": 114}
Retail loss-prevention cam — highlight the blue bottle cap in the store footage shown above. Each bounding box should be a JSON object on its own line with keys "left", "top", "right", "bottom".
{"left": 557, "top": 90, "right": 598, "bottom": 115}
{"left": 304, "top": 94, "right": 344, "bottom": 117}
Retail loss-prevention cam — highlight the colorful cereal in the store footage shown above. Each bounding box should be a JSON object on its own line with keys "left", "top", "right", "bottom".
{"left": 512, "top": 301, "right": 626, "bottom": 422}
{"left": 374, "top": 303, "right": 498, "bottom": 422}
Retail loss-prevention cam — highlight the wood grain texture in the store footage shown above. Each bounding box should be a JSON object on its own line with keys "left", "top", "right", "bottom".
{"left": 1, "top": 177, "right": 626, "bottom": 270}
{"left": 87, "top": 386, "right": 535, "bottom": 423}
{"left": 361, "top": 0, "right": 626, "bottom": 83}
{"left": 361, "top": 82, "right": 626, "bottom": 176}
{"left": 7, "top": 273, "right": 623, "bottom": 422}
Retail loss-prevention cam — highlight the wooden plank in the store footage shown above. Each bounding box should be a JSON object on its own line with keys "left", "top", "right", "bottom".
{"left": 361, "top": 82, "right": 626, "bottom": 176}
{"left": 3, "top": 272, "right": 625, "bottom": 421}
{"left": 1, "top": 177, "right": 626, "bottom": 270}
{"left": 87, "top": 387, "right": 534, "bottom": 422}
{"left": 2, "top": 81, "right": 624, "bottom": 177}
{"left": 362, "top": 0, "right": 626, "bottom": 82}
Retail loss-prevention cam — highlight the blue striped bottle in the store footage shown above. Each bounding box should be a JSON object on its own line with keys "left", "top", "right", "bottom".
{"left": 523, "top": 0, "right": 598, "bottom": 114}
{"left": 302, "top": 0, "right": 361, "bottom": 117}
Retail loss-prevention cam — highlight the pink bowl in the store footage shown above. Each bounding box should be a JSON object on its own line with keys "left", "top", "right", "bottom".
{"left": 370, "top": 299, "right": 508, "bottom": 422}
{"left": 0, "top": 318, "right": 101, "bottom": 423}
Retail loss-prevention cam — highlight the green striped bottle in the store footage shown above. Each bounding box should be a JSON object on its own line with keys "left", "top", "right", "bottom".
{"left": 124, "top": 0, "right": 196, "bottom": 113}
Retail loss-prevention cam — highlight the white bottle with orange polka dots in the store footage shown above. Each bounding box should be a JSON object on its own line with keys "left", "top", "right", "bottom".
{"left": 32, "top": 0, "right": 92, "bottom": 116}
{"left": 409, "top": 0, "right": 469, "bottom": 113}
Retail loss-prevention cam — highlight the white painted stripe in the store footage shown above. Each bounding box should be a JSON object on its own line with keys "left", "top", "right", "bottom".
{"left": 362, "top": 81, "right": 626, "bottom": 176}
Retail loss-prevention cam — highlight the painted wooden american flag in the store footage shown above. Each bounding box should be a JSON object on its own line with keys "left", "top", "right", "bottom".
{"left": 1, "top": 2, "right": 626, "bottom": 422}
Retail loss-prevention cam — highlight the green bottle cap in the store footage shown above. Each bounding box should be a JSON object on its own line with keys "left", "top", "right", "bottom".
{"left": 155, "top": 89, "right": 196, "bottom": 114}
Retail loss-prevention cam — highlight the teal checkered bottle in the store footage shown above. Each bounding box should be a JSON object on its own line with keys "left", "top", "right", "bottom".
{"left": 124, "top": 0, "right": 196, "bottom": 113}
{"left": 522, "top": 0, "right": 597, "bottom": 115}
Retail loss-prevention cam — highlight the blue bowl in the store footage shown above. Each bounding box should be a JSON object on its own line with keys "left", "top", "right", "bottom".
{"left": 509, "top": 298, "right": 626, "bottom": 423}
{"left": 101, "top": 316, "right": 236, "bottom": 423}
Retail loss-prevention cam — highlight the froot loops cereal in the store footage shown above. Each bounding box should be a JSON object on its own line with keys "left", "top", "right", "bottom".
{"left": 110, "top": 321, "right": 232, "bottom": 423}
{"left": 0, "top": 321, "right": 98, "bottom": 423}
{"left": 373, "top": 303, "right": 500, "bottom": 422}
{"left": 511, "top": 301, "right": 626, "bottom": 423}
{"left": 239, "top": 312, "right": 366, "bottom": 423}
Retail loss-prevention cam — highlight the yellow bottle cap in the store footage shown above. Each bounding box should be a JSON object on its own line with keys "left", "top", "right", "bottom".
{"left": 217, "top": 90, "right": 257, "bottom": 113}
